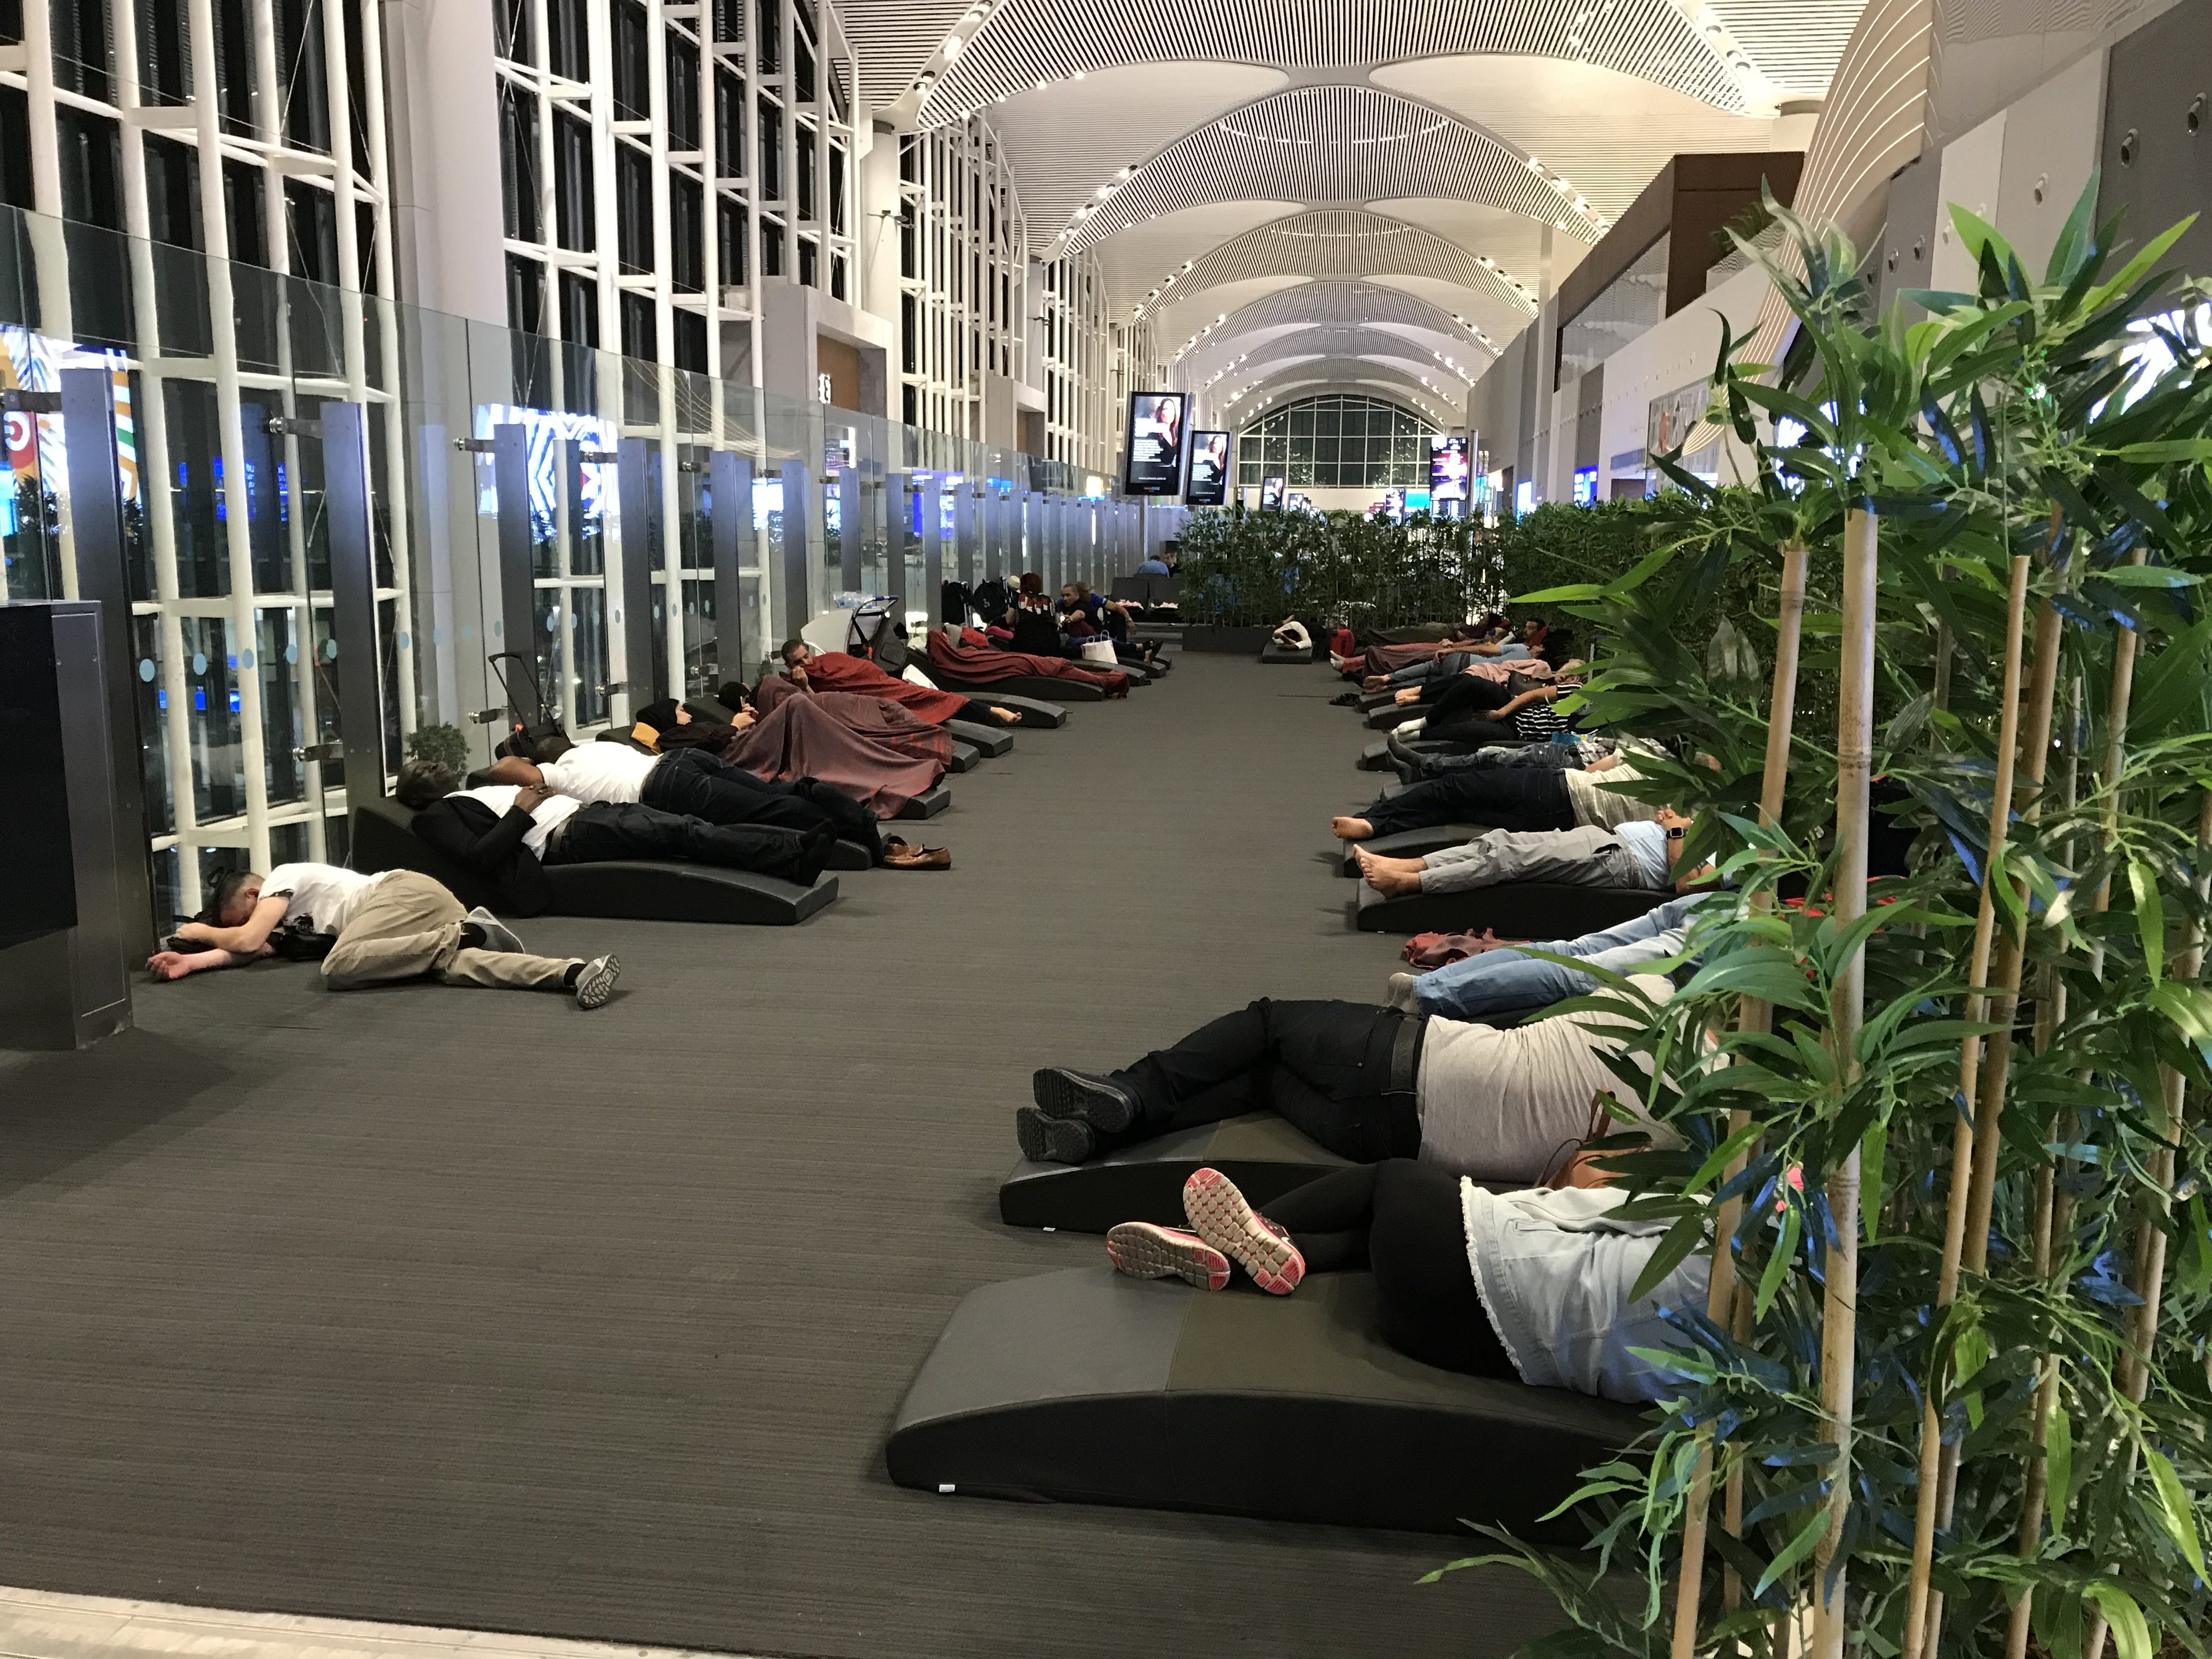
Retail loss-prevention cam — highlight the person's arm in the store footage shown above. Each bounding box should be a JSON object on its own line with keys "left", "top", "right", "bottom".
{"left": 172, "top": 892, "right": 288, "bottom": 955}
{"left": 148, "top": 944, "right": 272, "bottom": 980}
{"left": 1495, "top": 686, "right": 1558, "bottom": 718}
{"left": 415, "top": 793, "right": 545, "bottom": 872}
{"left": 1664, "top": 820, "right": 1717, "bottom": 893}
{"left": 483, "top": 756, "right": 544, "bottom": 787}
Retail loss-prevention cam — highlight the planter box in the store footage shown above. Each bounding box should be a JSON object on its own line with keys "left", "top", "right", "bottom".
{"left": 1180, "top": 624, "right": 1274, "bottom": 654}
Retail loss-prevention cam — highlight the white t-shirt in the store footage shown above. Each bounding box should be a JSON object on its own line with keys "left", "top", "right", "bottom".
{"left": 1564, "top": 761, "right": 1658, "bottom": 830}
{"left": 540, "top": 742, "right": 658, "bottom": 804}
{"left": 260, "top": 862, "right": 389, "bottom": 939}
{"left": 1414, "top": 974, "right": 1678, "bottom": 1181}
{"left": 457, "top": 785, "right": 583, "bottom": 857}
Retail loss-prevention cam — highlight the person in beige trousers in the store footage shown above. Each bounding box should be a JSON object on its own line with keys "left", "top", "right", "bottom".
{"left": 151, "top": 862, "right": 619, "bottom": 1008}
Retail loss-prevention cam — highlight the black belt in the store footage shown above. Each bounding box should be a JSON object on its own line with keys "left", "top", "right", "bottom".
{"left": 1384, "top": 1011, "right": 1427, "bottom": 1159}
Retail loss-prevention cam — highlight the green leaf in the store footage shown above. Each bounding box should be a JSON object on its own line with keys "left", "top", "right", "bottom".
{"left": 2045, "top": 1398, "right": 2072, "bottom": 1540}
{"left": 2084, "top": 1584, "right": 2153, "bottom": 1659}
{"left": 2145, "top": 1445, "right": 2208, "bottom": 1582}
{"left": 2106, "top": 438, "right": 2212, "bottom": 462}
{"left": 1629, "top": 1211, "right": 1709, "bottom": 1302}
{"left": 1754, "top": 1505, "right": 1829, "bottom": 1598}
{"left": 2146, "top": 980, "right": 2212, "bottom": 1060}
{"left": 2097, "top": 563, "right": 2203, "bottom": 587}
{"left": 1755, "top": 1204, "right": 1800, "bottom": 1320}
{"left": 2045, "top": 173, "right": 2100, "bottom": 286}
{"left": 2132, "top": 860, "right": 2166, "bottom": 984}
{"left": 2085, "top": 215, "right": 2198, "bottom": 313}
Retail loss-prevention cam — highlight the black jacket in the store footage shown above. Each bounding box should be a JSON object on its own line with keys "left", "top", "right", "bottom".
{"left": 411, "top": 795, "right": 556, "bottom": 916}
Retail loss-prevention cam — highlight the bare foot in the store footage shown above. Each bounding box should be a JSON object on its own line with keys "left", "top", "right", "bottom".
{"left": 989, "top": 706, "right": 1021, "bottom": 725}
{"left": 1362, "top": 676, "right": 1387, "bottom": 692}
{"left": 1356, "top": 848, "right": 1425, "bottom": 896}
{"left": 1331, "top": 816, "right": 1374, "bottom": 841}
{"left": 1395, "top": 687, "right": 1420, "bottom": 704}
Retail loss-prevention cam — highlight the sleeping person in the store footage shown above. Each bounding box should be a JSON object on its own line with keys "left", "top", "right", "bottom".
{"left": 1102, "top": 1161, "right": 1705, "bottom": 1403}
{"left": 1353, "top": 808, "right": 1699, "bottom": 898}
{"left": 780, "top": 640, "right": 1023, "bottom": 727}
{"left": 1015, "top": 977, "right": 1677, "bottom": 1184}
{"left": 1386, "top": 893, "right": 1711, "bottom": 1019}
{"left": 1333, "top": 751, "right": 1657, "bottom": 842}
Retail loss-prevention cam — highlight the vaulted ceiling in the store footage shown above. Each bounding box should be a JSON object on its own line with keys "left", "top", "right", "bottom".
{"left": 843, "top": 0, "right": 1867, "bottom": 436}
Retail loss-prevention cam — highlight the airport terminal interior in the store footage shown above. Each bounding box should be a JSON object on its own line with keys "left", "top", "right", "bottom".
{"left": 5, "top": 2, "right": 2212, "bottom": 1657}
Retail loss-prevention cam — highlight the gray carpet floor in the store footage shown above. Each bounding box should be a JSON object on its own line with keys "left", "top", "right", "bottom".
{"left": 0, "top": 653, "right": 1576, "bottom": 1659}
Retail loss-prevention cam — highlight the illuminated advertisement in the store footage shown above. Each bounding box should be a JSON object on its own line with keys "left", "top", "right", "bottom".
{"left": 1428, "top": 434, "right": 1470, "bottom": 520}
{"left": 1122, "top": 391, "right": 1188, "bottom": 496}
{"left": 1573, "top": 466, "right": 1599, "bottom": 506}
{"left": 1259, "top": 475, "right": 1286, "bottom": 511}
{"left": 1183, "top": 430, "right": 1230, "bottom": 505}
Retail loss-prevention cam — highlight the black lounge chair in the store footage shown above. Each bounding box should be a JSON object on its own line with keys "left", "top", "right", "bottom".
{"left": 943, "top": 719, "right": 1014, "bottom": 757}
{"left": 887, "top": 1266, "right": 1646, "bottom": 1536}
{"left": 1001, "top": 1107, "right": 1347, "bottom": 1233}
{"left": 895, "top": 784, "right": 952, "bottom": 820}
{"left": 1352, "top": 882, "right": 1671, "bottom": 936}
{"left": 348, "top": 799, "right": 840, "bottom": 926}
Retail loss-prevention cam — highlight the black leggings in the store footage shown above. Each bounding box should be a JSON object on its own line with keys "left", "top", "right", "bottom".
{"left": 1260, "top": 1160, "right": 1514, "bottom": 1379}
{"left": 548, "top": 800, "right": 835, "bottom": 884}
{"left": 1362, "top": 766, "right": 1574, "bottom": 837}
{"left": 1419, "top": 672, "right": 1513, "bottom": 716}
{"left": 1103, "top": 998, "right": 1421, "bottom": 1163}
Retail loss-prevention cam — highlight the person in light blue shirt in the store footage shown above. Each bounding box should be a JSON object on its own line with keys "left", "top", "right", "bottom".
{"left": 1391, "top": 893, "right": 1712, "bottom": 1019}
{"left": 1135, "top": 555, "right": 1171, "bottom": 575}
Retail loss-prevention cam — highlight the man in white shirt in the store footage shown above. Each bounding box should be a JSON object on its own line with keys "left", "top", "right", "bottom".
{"left": 1015, "top": 977, "right": 1677, "bottom": 1178}
{"left": 493, "top": 737, "right": 878, "bottom": 854}
{"left": 149, "top": 864, "right": 619, "bottom": 1007}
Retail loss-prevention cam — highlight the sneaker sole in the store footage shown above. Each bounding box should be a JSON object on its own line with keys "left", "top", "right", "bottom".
{"left": 1014, "top": 1107, "right": 1093, "bottom": 1165}
{"left": 1031, "top": 1067, "right": 1137, "bottom": 1133}
{"left": 1183, "top": 1167, "right": 1305, "bottom": 1295}
{"left": 1106, "top": 1223, "right": 1229, "bottom": 1290}
{"left": 574, "top": 956, "right": 620, "bottom": 1010}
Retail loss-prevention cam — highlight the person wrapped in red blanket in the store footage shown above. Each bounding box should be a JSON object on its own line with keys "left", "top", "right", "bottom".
{"left": 777, "top": 640, "right": 1024, "bottom": 728}
{"left": 636, "top": 686, "right": 949, "bottom": 822}
{"left": 926, "top": 626, "right": 1130, "bottom": 696}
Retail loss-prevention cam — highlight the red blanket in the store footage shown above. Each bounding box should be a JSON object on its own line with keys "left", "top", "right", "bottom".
{"left": 715, "top": 677, "right": 950, "bottom": 818}
{"left": 795, "top": 648, "right": 972, "bottom": 724}
{"left": 926, "top": 631, "right": 1129, "bottom": 696}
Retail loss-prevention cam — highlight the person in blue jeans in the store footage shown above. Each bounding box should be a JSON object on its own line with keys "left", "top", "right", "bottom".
{"left": 1387, "top": 893, "right": 1712, "bottom": 1019}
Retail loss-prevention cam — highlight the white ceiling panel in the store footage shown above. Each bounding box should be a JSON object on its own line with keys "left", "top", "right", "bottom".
{"left": 1080, "top": 201, "right": 1304, "bottom": 313}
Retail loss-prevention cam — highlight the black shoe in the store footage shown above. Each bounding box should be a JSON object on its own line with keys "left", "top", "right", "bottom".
{"left": 1031, "top": 1066, "right": 1141, "bottom": 1132}
{"left": 1330, "top": 691, "right": 1362, "bottom": 707}
{"left": 1016, "top": 1107, "right": 1094, "bottom": 1165}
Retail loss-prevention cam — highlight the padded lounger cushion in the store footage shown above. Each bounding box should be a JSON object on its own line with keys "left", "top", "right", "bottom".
{"left": 1354, "top": 881, "right": 1669, "bottom": 936}
{"left": 895, "top": 783, "right": 952, "bottom": 821}
{"left": 348, "top": 800, "right": 839, "bottom": 925}
{"left": 941, "top": 719, "right": 1014, "bottom": 757}
{"left": 1260, "top": 643, "right": 1316, "bottom": 664}
{"left": 946, "top": 741, "right": 981, "bottom": 774}
{"left": 1000, "top": 1110, "right": 1347, "bottom": 1232}
{"left": 930, "top": 670, "right": 1105, "bottom": 703}
{"left": 886, "top": 1267, "right": 1645, "bottom": 1536}
{"left": 1358, "top": 738, "right": 1394, "bottom": 771}
{"left": 1334, "top": 825, "right": 1493, "bottom": 876}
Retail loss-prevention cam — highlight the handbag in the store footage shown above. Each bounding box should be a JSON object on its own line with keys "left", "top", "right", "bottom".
{"left": 1077, "top": 638, "right": 1118, "bottom": 665}
{"left": 488, "top": 650, "right": 569, "bottom": 760}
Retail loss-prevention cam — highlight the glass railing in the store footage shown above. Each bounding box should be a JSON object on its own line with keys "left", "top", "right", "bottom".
{"left": 0, "top": 204, "right": 1174, "bottom": 923}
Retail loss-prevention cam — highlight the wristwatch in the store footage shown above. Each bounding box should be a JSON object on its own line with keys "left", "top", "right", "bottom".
{"left": 1667, "top": 826, "right": 1686, "bottom": 839}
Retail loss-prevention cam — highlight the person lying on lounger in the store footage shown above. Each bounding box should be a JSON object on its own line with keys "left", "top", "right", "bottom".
{"left": 1386, "top": 731, "right": 1618, "bottom": 782}
{"left": 1384, "top": 670, "right": 1581, "bottom": 748}
{"left": 779, "top": 640, "right": 1023, "bottom": 727}
{"left": 1103, "top": 1160, "right": 1704, "bottom": 1403}
{"left": 1383, "top": 894, "right": 1710, "bottom": 1019}
{"left": 148, "top": 864, "right": 619, "bottom": 1007}
{"left": 1015, "top": 975, "right": 1678, "bottom": 1183}
{"left": 1333, "top": 751, "right": 1654, "bottom": 843}
{"left": 396, "top": 760, "right": 837, "bottom": 913}
{"left": 1353, "top": 808, "right": 1703, "bottom": 899}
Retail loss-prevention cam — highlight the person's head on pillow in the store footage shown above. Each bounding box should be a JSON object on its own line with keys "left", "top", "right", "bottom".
{"left": 716, "top": 681, "right": 752, "bottom": 715}
{"left": 635, "top": 697, "right": 684, "bottom": 733}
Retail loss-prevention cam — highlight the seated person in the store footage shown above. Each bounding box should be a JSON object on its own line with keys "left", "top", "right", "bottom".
{"left": 484, "top": 727, "right": 890, "bottom": 860}
{"left": 1334, "top": 750, "right": 1654, "bottom": 842}
{"left": 396, "top": 760, "right": 836, "bottom": 913}
{"left": 1014, "top": 975, "right": 1675, "bottom": 1181}
{"left": 1354, "top": 807, "right": 1701, "bottom": 898}
{"left": 1103, "top": 1162, "right": 1703, "bottom": 1403}
{"left": 148, "top": 864, "right": 618, "bottom": 1007}
{"left": 780, "top": 640, "right": 1023, "bottom": 727}
{"left": 1058, "top": 582, "right": 1161, "bottom": 666}
{"left": 924, "top": 619, "right": 1133, "bottom": 695}
{"left": 1385, "top": 893, "right": 1710, "bottom": 1019}
{"left": 1135, "top": 552, "right": 1171, "bottom": 576}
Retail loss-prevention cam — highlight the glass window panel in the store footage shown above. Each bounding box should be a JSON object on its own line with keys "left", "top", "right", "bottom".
{"left": 256, "top": 607, "right": 308, "bottom": 807}
{"left": 133, "top": 612, "right": 173, "bottom": 838}
{"left": 179, "top": 615, "right": 245, "bottom": 823}
{"left": 1313, "top": 437, "right": 1339, "bottom": 466}
{"left": 568, "top": 585, "right": 608, "bottom": 727}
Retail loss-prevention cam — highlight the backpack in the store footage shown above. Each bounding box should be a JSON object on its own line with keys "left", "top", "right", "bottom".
{"left": 488, "top": 651, "right": 569, "bottom": 760}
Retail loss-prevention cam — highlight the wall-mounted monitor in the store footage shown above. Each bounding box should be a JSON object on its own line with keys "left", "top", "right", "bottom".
{"left": 1122, "top": 391, "right": 1189, "bottom": 496}
{"left": 1572, "top": 466, "right": 1599, "bottom": 506}
{"left": 1259, "top": 475, "right": 1286, "bottom": 511}
{"left": 1429, "top": 435, "right": 1470, "bottom": 521}
{"left": 1285, "top": 490, "right": 1311, "bottom": 514}
{"left": 1184, "top": 431, "right": 1230, "bottom": 505}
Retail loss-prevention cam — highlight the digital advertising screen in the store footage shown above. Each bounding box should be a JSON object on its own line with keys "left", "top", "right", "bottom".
{"left": 1285, "top": 490, "right": 1311, "bottom": 514}
{"left": 1259, "top": 475, "right": 1286, "bottom": 511}
{"left": 1429, "top": 434, "right": 1470, "bottom": 521}
{"left": 1184, "top": 430, "right": 1230, "bottom": 505}
{"left": 1572, "top": 466, "right": 1599, "bottom": 506}
{"left": 1122, "top": 391, "right": 1189, "bottom": 496}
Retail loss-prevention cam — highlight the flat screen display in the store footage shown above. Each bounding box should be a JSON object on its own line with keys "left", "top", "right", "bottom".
{"left": 1429, "top": 435, "right": 1470, "bottom": 520}
{"left": 1184, "top": 431, "right": 1230, "bottom": 505}
{"left": 1286, "top": 490, "right": 1311, "bottom": 514}
{"left": 1259, "top": 475, "right": 1286, "bottom": 511}
{"left": 1572, "top": 466, "right": 1599, "bottom": 506}
{"left": 1123, "top": 392, "right": 1189, "bottom": 496}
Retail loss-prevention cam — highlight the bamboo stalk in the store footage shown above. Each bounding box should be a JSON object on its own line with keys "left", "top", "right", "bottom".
{"left": 1809, "top": 509, "right": 1877, "bottom": 1659}
{"left": 1669, "top": 540, "right": 1809, "bottom": 1659}
{"left": 2083, "top": 787, "right": 2212, "bottom": 1659}
{"left": 1900, "top": 551, "right": 2033, "bottom": 1659}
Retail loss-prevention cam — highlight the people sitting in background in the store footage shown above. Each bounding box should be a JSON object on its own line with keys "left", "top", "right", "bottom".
{"left": 1058, "top": 582, "right": 1163, "bottom": 668}
{"left": 1333, "top": 749, "right": 1655, "bottom": 842}
{"left": 1104, "top": 1162, "right": 1705, "bottom": 1403}
{"left": 1385, "top": 893, "right": 1711, "bottom": 1019}
{"left": 1356, "top": 807, "right": 1702, "bottom": 899}
{"left": 923, "top": 620, "right": 1133, "bottom": 696}
{"left": 1015, "top": 975, "right": 1677, "bottom": 1183}
{"left": 778, "top": 639, "right": 1023, "bottom": 727}
{"left": 147, "top": 863, "right": 618, "bottom": 1007}
{"left": 1135, "top": 552, "right": 1171, "bottom": 576}
{"left": 396, "top": 759, "right": 837, "bottom": 913}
